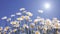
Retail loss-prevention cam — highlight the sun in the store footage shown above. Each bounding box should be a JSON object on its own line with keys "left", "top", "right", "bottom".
{"left": 44, "top": 3, "right": 50, "bottom": 9}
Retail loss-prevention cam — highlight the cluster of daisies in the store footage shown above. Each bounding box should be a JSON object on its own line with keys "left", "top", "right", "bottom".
{"left": 0, "top": 8, "right": 60, "bottom": 34}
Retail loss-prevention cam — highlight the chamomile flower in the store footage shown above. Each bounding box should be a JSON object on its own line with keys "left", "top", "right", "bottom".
{"left": 25, "top": 16, "right": 30, "bottom": 20}
{"left": 34, "top": 19, "right": 39, "bottom": 24}
{"left": 37, "top": 26, "right": 41, "bottom": 30}
{"left": 16, "top": 17, "right": 23, "bottom": 21}
{"left": 45, "top": 19, "right": 52, "bottom": 26}
{"left": 13, "top": 29, "right": 17, "bottom": 32}
{"left": 10, "top": 21, "right": 17, "bottom": 25}
{"left": 43, "top": 27, "right": 47, "bottom": 34}
{"left": 6, "top": 18, "right": 11, "bottom": 22}
{"left": 52, "top": 18, "right": 58, "bottom": 23}
{"left": 30, "top": 23, "right": 35, "bottom": 28}
{"left": 21, "top": 16, "right": 25, "bottom": 19}
{"left": 26, "top": 12, "right": 33, "bottom": 16}
{"left": 39, "top": 18, "right": 45, "bottom": 24}
{"left": 35, "top": 31, "right": 40, "bottom": 34}
{"left": 0, "top": 27, "right": 3, "bottom": 31}
{"left": 23, "top": 24, "right": 27, "bottom": 28}
{"left": 54, "top": 23, "right": 60, "bottom": 29}
{"left": 14, "top": 24, "right": 20, "bottom": 27}
{"left": 4, "top": 26, "right": 10, "bottom": 32}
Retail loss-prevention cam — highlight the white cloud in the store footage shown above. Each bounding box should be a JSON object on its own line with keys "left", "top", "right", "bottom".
{"left": 1, "top": 16, "right": 7, "bottom": 20}
{"left": 38, "top": 10, "right": 43, "bottom": 13}
{"left": 16, "top": 12, "right": 21, "bottom": 15}
{"left": 11, "top": 14, "right": 15, "bottom": 17}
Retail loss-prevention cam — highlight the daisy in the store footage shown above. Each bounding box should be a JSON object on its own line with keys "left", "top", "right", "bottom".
{"left": 10, "top": 21, "right": 17, "bottom": 25}
{"left": 14, "top": 24, "right": 20, "bottom": 27}
{"left": 6, "top": 18, "right": 11, "bottom": 22}
{"left": 30, "top": 23, "right": 35, "bottom": 28}
{"left": 45, "top": 19, "right": 52, "bottom": 26}
{"left": 16, "top": 17, "right": 23, "bottom": 21}
{"left": 0, "top": 27, "right": 3, "bottom": 31}
{"left": 23, "top": 24, "right": 27, "bottom": 28}
{"left": 26, "top": 12, "right": 33, "bottom": 16}
{"left": 13, "top": 29, "right": 17, "bottom": 32}
{"left": 23, "top": 24, "right": 29, "bottom": 29}
{"left": 35, "top": 31, "right": 40, "bottom": 34}
{"left": 21, "top": 16, "right": 25, "bottom": 19}
{"left": 34, "top": 19, "right": 39, "bottom": 24}
{"left": 4, "top": 26, "right": 10, "bottom": 32}
{"left": 25, "top": 16, "right": 30, "bottom": 20}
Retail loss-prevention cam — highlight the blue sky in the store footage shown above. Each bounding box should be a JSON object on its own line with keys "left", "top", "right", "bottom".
{"left": 0, "top": 0, "right": 60, "bottom": 27}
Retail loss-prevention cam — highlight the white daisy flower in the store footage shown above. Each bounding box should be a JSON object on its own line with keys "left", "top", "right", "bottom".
{"left": 16, "top": 17, "right": 23, "bottom": 21}
{"left": 26, "top": 12, "right": 33, "bottom": 16}
{"left": 6, "top": 18, "right": 11, "bottom": 21}
{"left": 10, "top": 21, "right": 17, "bottom": 25}
{"left": 52, "top": 18, "right": 58, "bottom": 23}
{"left": 3, "top": 32, "right": 6, "bottom": 34}
{"left": 53, "top": 23, "right": 60, "bottom": 29}
{"left": 39, "top": 18, "right": 45, "bottom": 24}
{"left": 21, "top": 16, "right": 25, "bottom": 19}
{"left": 35, "top": 31, "right": 40, "bottom": 34}
{"left": 4, "top": 26, "right": 10, "bottom": 31}
{"left": 13, "top": 29, "right": 17, "bottom": 32}
{"left": 45, "top": 19, "right": 52, "bottom": 26}
{"left": 34, "top": 19, "right": 39, "bottom": 23}
{"left": 30, "top": 23, "right": 35, "bottom": 28}
{"left": 0, "top": 27, "right": 3, "bottom": 31}
{"left": 43, "top": 27, "right": 47, "bottom": 33}
{"left": 25, "top": 16, "right": 30, "bottom": 20}
{"left": 13, "top": 24, "right": 20, "bottom": 27}
{"left": 23, "top": 24, "right": 27, "bottom": 28}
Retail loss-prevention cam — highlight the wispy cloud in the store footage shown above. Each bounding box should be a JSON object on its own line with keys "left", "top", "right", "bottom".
{"left": 1, "top": 16, "right": 7, "bottom": 20}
